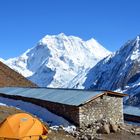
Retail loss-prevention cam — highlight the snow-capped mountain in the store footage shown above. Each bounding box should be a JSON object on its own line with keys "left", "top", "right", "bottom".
{"left": 5, "top": 33, "right": 110, "bottom": 87}
{"left": 77, "top": 35, "right": 140, "bottom": 106}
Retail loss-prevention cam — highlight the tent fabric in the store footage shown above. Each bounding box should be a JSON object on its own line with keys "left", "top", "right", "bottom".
{"left": 0, "top": 113, "right": 48, "bottom": 140}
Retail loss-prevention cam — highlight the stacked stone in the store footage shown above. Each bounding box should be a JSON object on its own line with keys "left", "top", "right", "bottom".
{"left": 79, "top": 95, "right": 123, "bottom": 127}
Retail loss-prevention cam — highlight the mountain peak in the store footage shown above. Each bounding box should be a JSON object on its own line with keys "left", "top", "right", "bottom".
{"left": 58, "top": 32, "right": 67, "bottom": 37}
{"left": 117, "top": 35, "right": 140, "bottom": 58}
{"left": 44, "top": 33, "right": 67, "bottom": 39}
{"left": 5, "top": 34, "right": 110, "bottom": 88}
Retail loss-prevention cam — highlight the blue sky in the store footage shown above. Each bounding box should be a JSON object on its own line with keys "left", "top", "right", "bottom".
{"left": 0, "top": 0, "right": 140, "bottom": 59}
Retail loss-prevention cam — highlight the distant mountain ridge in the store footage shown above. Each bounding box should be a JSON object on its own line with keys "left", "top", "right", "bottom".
{"left": 4, "top": 33, "right": 110, "bottom": 88}
{"left": 75, "top": 35, "right": 140, "bottom": 106}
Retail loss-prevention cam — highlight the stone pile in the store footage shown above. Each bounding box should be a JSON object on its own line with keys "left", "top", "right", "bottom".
{"left": 72, "top": 120, "right": 119, "bottom": 140}
{"left": 118, "top": 123, "right": 140, "bottom": 135}
{"left": 52, "top": 121, "right": 140, "bottom": 140}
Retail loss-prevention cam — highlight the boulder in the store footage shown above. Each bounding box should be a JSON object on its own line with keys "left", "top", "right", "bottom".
{"left": 98, "top": 123, "right": 110, "bottom": 134}
{"left": 110, "top": 123, "right": 118, "bottom": 132}
{"left": 135, "top": 127, "right": 140, "bottom": 135}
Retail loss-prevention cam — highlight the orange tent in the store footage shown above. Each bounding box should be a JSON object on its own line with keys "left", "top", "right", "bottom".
{"left": 0, "top": 113, "right": 48, "bottom": 140}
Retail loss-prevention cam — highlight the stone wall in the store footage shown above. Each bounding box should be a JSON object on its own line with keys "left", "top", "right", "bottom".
{"left": 79, "top": 95, "right": 123, "bottom": 127}
{"left": 28, "top": 98, "right": 80, "bottom": 125}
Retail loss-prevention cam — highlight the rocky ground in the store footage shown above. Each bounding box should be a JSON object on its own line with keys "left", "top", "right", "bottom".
{"left": 0, "top": 105, "right": 140, "bottom": 140}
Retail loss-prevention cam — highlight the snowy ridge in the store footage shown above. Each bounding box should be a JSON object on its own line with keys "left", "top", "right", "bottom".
{"left": 76, "top": 35, "right": 140, "bottom": 106}
{"left": 5, "top": 33, "right": 110, "bottom": 88}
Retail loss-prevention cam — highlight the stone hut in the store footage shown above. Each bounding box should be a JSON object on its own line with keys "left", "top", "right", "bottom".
{"left": 0, "top": 87, "right": 127, "bottom": 127}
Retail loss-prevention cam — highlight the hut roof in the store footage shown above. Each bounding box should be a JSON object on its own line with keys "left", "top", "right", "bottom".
{"left": 0, "top": 87, "right": 127, "bottom": 106}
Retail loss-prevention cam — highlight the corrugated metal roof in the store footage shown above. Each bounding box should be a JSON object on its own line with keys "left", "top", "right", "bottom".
{"left": 124, "top": 105, "right": 140, "bottom": 117}
{"left": 0, "top": 87, "right": 105, "bottom": 106}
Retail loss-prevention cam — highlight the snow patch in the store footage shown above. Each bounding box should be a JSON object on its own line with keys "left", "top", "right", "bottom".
{"left": 0, "top": 97, "right": 76, "bottom": 132}
{"left": 0, "top": 103, "right": 7, "bottom": 106}
{"left": 130, "top": 49, "right": 140, "bottom": 60}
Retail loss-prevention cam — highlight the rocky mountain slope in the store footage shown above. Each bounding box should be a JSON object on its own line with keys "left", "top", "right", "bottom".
{"left": 75, "top": 36, "right": 140, "bottom": 106}
{"left": 4, "top": 33, "right": 110, "bottom": 87}
{"left": 0, "top": 61, "right": 36, "bottom": 87}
